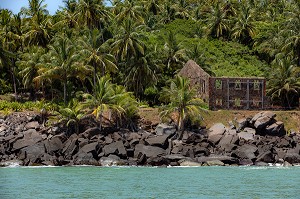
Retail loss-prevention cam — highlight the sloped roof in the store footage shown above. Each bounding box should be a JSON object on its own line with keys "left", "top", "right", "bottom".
{"left": 178, "top": 60, "right": 211, "bottom": 80}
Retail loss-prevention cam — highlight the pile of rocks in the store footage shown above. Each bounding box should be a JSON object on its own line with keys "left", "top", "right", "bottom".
{"left": 0, "top": 111, "right": 300, "bottom": 167}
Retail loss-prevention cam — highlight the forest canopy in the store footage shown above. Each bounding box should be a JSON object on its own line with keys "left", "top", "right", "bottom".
{"left": 1, "top": 0, "right": 300, "bottom": 108}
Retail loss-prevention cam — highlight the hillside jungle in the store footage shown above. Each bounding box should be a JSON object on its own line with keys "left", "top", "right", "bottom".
{"left": 1, "top": 0, "right": 300, "bottom": 131}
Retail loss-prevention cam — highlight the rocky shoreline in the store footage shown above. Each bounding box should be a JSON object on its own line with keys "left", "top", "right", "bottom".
{"left": 1, "top": 111, "right": 300, "bottom": 167}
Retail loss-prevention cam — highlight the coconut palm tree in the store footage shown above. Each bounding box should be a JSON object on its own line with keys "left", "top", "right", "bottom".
{"left": 144, "top": 0, "right": 161, "bottom": 15}
{"left": 172, "top": 0, "right": 192, "bottom": 20}
{"left": 75, "top": 0, "right": 111, "bottom": 29}
{"left": 163, "top": 31, "right": 187, "bottom": 73}
{"left": 125, "top": 48, "right": 161, "bottom": 98}
{"left": 267, "top": 55, "right": 300, "bottom": 108}
{"left": 58, "top": 98, "right": 84, "bottom": 134}
{"left": 231, "top": 4, "right": 256, "bottom": 45}
{"left": 35, "top": 34, "right": 91, "bottom": 104}
{"left": 54, "top": 0, "right": 78, "bottom": 30}
{"left": 79, "top": 29, "right": 117, "bottom": 87}
{"left": 115, "top": 0, "right": 145, "bottom": 24}
{"left": 280, "top": 2, "right": 300, "bottom": 66}
{"left": 203, "top": 2, "right": 231, "bottom": 39}
{"left": 23, "top": 10, "right": 53, "bottom": 48}
{"left": 160, "top": 75, "right": 205, "bottom": 133}
{"left": 0, "top": 9, "right": 19, "bottom": 99}
{"left": 110, "top": 18, "right": 145, "bottom": 62}
{"left": 111, "top": 84, "right": 138, "bottom": 131}
{"left": 21, "top": 0, "right": 49, "bottom": 17}
{"left": 82, "top": 76, "right": 124, "bottom": 131}
{"left": 17, "top": 47, "right": 46, "bottom": 98}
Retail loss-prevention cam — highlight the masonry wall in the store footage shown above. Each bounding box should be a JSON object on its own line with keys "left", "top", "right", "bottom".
{"left": 209, "top": 77, "right": 267, "bottom": 110}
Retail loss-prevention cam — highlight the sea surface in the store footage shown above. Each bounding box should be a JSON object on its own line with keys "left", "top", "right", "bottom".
{"left": 0, "top": 166, "right": 300, "bottom": 199}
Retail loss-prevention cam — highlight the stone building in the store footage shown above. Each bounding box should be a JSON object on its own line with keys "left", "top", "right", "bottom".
{"left": 179, "top": 60, "right": 268, "bottom": 110}
{"left": 178, "top": 60, "right": 210, "bottom": 102}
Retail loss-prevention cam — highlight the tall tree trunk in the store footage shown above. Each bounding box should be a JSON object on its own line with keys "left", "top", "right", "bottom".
{"left": 63, "top": 81, "right": 67, "bottom": 105}
{"left": 10, "top": 63, "right": 18, "bottom": 101}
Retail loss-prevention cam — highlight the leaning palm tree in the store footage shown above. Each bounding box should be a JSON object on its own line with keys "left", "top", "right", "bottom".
{"left": 159, "top": 75, "right": 205, "bottom": 133}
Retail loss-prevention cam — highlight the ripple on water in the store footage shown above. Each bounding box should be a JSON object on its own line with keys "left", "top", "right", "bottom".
{"left": 0, "top": 166, "right": 300, "bottom": 199}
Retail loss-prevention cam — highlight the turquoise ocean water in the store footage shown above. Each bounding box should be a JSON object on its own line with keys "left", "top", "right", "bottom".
{"left": 0, "top": 166, "right": 300, "bottom": 199}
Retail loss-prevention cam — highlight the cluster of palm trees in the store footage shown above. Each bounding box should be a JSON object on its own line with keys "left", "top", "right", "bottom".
{"left": 1, "top": 0, "right": 300, "bottom": 110}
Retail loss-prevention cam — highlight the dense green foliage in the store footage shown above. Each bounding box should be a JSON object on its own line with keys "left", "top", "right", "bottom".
{"left": 160, "top": 75, "right": 205, "bottom": 132}
{"left": 1, "top": 0, "right": 300, "bottom": 112}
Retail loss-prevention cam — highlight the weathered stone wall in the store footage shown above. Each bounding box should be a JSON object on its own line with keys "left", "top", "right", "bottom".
{"left": 209, "top": 77, "right": 267, "bottom": 110}
{"left": 179, "top": 60, "right": 211, "bottom": 102}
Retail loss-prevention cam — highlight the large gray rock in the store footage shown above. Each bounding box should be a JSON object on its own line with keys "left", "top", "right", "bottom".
{"left": 163, "top": 154, "right": 186, "bottom": 161}
{"left": 134, "top": 144, "right": 166, "bottom": 158}
{"left": 24, "top": 121, "right": 40, "bottom": 130}
{"left": 208, "top": 123, "right": 226, "bottom": 137}
{"left": 206, "top": 160, "right": 225, "bottom": 166}
{"left": 145, "top": 134, "right": 169, "bottom": 148}
{"left": 103, "top": 141, "right": 126, "bottom": 157}
{"left": 239, "top": 159, "right": 254, "bottom": 166}
{"left": 179, "top": 160, "right": 202, "bottom": 166}
{"left": 238, "top": 128, "right": 256, "bottom": 141}
{"left": 13, "top": 129, "right": 43, "bottom": 151}
{"left": 45, "top": 136, "right": 63, "bottom": 154}
{"left": 193, "top": 144, "right": 210, "bottom": 156}
{"left": 236, "top": 118, "right": 250, "bottom": 131}
{"left": 155, "top": 123, "right": 176, "bottom": 136}
{"left": 99, "top": 155, "right": 124, "bottom": 166}
{"left": 218, "top": 134, "right": 238, "bottom": 149}
{"left": 256, "top": 151, "right": 275, "bottom": 163}
{"left": 232, "top": 144, "right": 258, "bottom": 160}
{"left": 73, "top": 152, "right": 98, "bottom": 165}
{"left": 82, "top": 127, "right": 102, "bottom": 139}
{"left": 197, "top": 155, "right": 237, "bottom": 165}
{"left": 265, "top": 121, "right": 285, "bottom": 136}
{"left": 146, "top": 156, "right": 170, "bottom": 166}
{"left": 251, "top": 111, "right": 276, "bottom": 130}
{"left": 62, "top": 134, "right": 78, "bottom": 158}
{"left": 21, "top": 142, "right": 45, "bottom": 163}
{"left": 126, "top": 132, "right": 141, "bottom": 141}
{"left": 207, "top": 134, "right": 223, "bottom": 145}
{"left": 80, "top": 142, "right": 99, "bottom": 153}
{"left": 284, "top": 149, "right": 300, "bottom": 164}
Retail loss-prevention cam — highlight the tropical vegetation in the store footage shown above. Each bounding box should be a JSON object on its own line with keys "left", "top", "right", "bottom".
{"left": 1, "top": 0, "right": 300, "bottom": 131}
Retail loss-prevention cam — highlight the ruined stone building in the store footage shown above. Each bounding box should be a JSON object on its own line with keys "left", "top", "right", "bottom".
{"left": 179, "top": 60, "right": 268, "bottom": 110}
